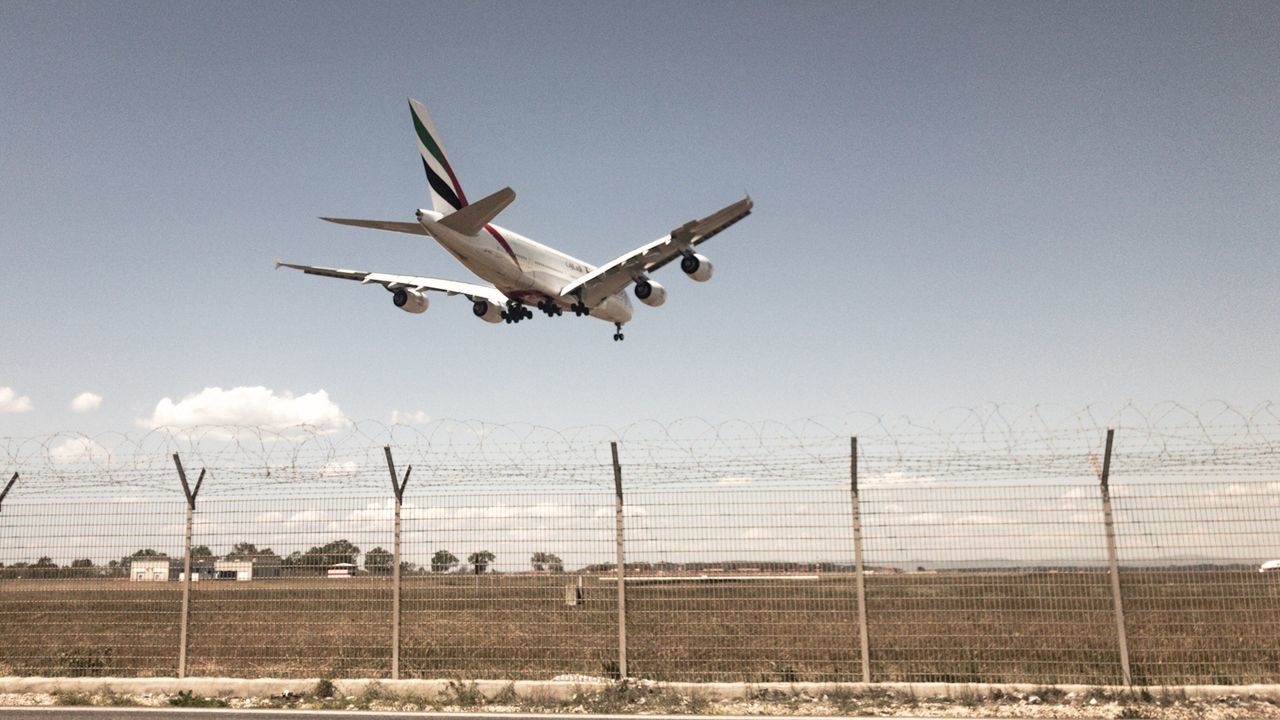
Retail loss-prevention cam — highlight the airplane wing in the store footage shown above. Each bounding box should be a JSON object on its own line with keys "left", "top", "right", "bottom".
{"left": 275, "top": 261, "right": 508, "bottom": 305}
{"left": 560, "top": 196, "right": 753, "bottom": 306}
{"left": 319, "top": 217, "right": 429, "bottom": 235}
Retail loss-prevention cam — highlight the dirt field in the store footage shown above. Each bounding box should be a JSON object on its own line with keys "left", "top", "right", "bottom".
{"left": 1, "top": 572, "right": 1277, "bottom": 684}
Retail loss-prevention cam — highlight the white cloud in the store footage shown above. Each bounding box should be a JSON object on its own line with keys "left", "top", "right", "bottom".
{"left": 141, "top": 386, "right": 346, "bottom": 430}
{"left": 0, "top": 387, "right": 33, "bottom": 413}
{"left": 70, "top": 392, "right": 103, "bottom": 413}
{"left": 390, "top": 410, "right": 430, "bottom": 425}
{"left": 49, "top": 437, "right": 110, "bottom": 465}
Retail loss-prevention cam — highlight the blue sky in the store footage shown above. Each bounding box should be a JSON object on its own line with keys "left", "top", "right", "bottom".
{"left": 2, "top": 1, "right": 1277, "bottom": 435}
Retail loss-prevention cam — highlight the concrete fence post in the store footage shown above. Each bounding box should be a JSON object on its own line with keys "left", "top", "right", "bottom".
{"left": 172, "top": 453, "right": 205, "bottom": 680}
{"left": 1096, "top": 428, "right": 1133, "bottom": 686}
{"left": 384, "top": 446, "right": 412, "bottom": 680}
{"left": 610, "top": 441, "right": 628, "bottom": 680}
{"left": 0, "top": 472, "right": 17, "bottom": 514}
{"left": 850, "top": 437, "right": 871, "bottom": 683}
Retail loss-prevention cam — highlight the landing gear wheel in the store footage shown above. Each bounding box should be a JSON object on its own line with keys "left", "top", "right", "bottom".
{"left": 613, "top": 323, "right": 625, "bottom": 342}
{"left": 503, "top": 300, "right": 531, "bottom": 324}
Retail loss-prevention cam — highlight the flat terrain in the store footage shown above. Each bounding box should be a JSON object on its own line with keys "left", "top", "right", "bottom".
{"left": 0, "top": 572, "right": 1277, "bottom": 684}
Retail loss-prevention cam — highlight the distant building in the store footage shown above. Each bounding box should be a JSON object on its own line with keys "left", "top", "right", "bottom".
{"left": 130, "top": 559, "right": 172, "bottom": 582}
{"left": 327, "top": 562, "right": 356, "bottom": 578}
{"left": 214, "top": 556, "right": 282, "bottom": 581}
{"left": 1261, "top": 560, "right": 1280, "bottom": 573}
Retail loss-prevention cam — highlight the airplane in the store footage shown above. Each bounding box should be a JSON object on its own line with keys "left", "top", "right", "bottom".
{"left": 276, "top": 98, "right": 753, "bottom": 341}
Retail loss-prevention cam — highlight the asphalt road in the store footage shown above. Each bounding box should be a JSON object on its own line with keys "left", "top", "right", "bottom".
{"left": 0, "top": 709, "right": 967, "bottom": 720}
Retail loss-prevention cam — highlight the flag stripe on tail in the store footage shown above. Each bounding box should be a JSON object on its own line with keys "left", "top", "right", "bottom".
{"left": 423, "top": 158, "right": 465, "bottom": 213}
{"left": 412, "top": 107, "right": 467, "bottom": 208}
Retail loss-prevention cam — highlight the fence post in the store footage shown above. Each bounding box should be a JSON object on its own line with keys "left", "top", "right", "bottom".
{"left": 850, "top": 437, "right": 871, "bottom": 683}
{"left": 173, "top": 453, "right": 204, "bottom": 680}
{"left": 1096, "top": 428, "right": 1132, "bottom": 686}
{"left": 0, "top": 472, "right": 17, "bottom": 514}
{"left": 384, "top": 446, "right": 411, "bottom": 680}
{"left": 610, "top": 441, "right": 628, "bottom": 680}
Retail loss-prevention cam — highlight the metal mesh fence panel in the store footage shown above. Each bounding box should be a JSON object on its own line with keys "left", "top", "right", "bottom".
{"left": 860, "top": 482, "right": 1121, "bottom": 684}
{"left": 1, "top": 404, "right": 1278, "bottom": 684}
{"left": 0, "top": 492, "right": 184, "bottom": 677}
{"left": 399, "top": 486, "right": 619, "bottom": 680}
{"left": 186, "top": 494, "right": 393, "bottom": 678}
{"left": 623, "top": 482, "right": 860, "bottom": 682}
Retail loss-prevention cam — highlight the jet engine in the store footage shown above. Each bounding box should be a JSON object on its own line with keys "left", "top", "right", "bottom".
{"left": 392, "top": 288, "right": 429, "bottom": 314}
{"left": 634, "top": 280, "right": 667, "bottom": 307}
{"left": 680, "top": 253, "right": 714, "bottom": 282}
{"left": 472, "top": 299, "right": 504, "bottom": 324}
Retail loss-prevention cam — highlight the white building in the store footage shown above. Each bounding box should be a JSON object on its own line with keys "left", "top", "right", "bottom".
{"left": 327, "top": 563, "right": 356, "bottom": 578}
{"left": 130, "top": 559, "right": 171, "bottom": 582}
{"left": 214, "top": 560, "right": 254, "bottom": 581}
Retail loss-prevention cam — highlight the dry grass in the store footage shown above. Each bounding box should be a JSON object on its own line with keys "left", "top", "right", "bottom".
{"left": 1, "top": 572, "right": 1277, "bottom": 684}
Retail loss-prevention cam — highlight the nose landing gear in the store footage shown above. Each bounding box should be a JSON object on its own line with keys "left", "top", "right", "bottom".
{"left": 612, "top": 323, "right": 625, "bottom": 342}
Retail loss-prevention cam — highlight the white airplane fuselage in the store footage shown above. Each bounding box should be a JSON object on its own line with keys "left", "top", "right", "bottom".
{"left": 415, "top": 208, "right": 633, "bottom": 325}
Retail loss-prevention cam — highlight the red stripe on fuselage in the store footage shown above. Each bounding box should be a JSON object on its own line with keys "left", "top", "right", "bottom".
{"left": 484, "top": 224, "right": 521, "bottom": 270}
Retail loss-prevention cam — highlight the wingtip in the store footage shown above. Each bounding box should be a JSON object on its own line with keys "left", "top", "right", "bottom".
{"left": 273, "top": 258, "right": 282, "bottom": 270}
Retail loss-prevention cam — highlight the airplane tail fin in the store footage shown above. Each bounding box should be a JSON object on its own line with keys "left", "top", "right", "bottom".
{"left": 409, "top": 98, "right": 468, "bottom": 215}
{"left": 438, "top": 187, "right": 516, "bottom": 237}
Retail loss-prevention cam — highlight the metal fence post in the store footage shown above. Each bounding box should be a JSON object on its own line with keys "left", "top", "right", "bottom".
{"left": 850, "top": 437, "right": 871, "bottom": 683}
{"left": 1096, "top": 428, "right": 1132, "bottom": 686}
{"left": 0, "top": 472, "right": 17, "bottom": 514}
{"left": 610, "top": 441, "right": 628, "bottom": 680}
{"left": 384, "top": 446, "right": 411, "bottom": 680}
{"left": 173, "top": 453, "right": 204, "bottom": 680}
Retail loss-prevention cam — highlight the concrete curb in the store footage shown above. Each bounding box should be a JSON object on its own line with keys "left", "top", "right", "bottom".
{"left": 2, "top": 677, "right": 1280, "bottom": 702}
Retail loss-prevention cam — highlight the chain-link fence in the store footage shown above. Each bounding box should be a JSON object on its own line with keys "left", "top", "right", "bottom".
{"left": 1, "top": 403, "right": 1278, "bottom": 685}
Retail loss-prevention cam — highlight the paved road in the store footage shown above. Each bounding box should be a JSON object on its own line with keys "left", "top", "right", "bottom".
{"left": 0, "top": 709, "right": 967, "bottom": 720}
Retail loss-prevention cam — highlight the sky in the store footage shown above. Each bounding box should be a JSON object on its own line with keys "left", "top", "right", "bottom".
{"left": 2, "top": 1, "right": 1278, "bottom": 437}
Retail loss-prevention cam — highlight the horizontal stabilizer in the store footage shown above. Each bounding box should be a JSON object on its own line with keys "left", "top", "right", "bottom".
{"left": 319, "top": 217, "right": 429, "bottom": 235}
{"left": 438, "top": 187, "right": 515, "bottom": 237}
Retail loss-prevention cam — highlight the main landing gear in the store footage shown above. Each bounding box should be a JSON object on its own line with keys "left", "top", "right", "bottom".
{"left": 613, "top": 323, "right": 625, "bottom": 342}
{"left": 501, "top": 301, "right": 533, "bottom": 324}
{"left": 537, "top": 300, "right": 563, "bottom": 317}
{"left": 570, "top": 302, "right": 591, "bottom": 317}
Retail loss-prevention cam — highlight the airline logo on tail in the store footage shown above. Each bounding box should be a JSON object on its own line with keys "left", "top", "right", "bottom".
{"left": 409, "top": 98, "right": 468, "bottom": 214}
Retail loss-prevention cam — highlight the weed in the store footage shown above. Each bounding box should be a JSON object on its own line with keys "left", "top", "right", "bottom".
{"left": 351, "top": 681, "right": 383, "bottom": 710}
{"left": 313, "top": 678, "right": 336, "bottom": 699}
{"left": 53, "top": 691, "right": 93, "bottom": 706}
{"left": 168, "top": 690, "right": 228, "bottom": 708}
{"left": 56, "top": 649, "right": 111, "bottom": 676}
{"left": 491, "top": 682, "right": 518, "bottom": 705}
{"left": 444, "top": 680, "right": 485, "bottom": 707}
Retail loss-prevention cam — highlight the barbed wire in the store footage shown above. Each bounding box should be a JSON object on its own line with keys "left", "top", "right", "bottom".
{"left": 1, "top": 401, "right": 1276, "bottom": 497}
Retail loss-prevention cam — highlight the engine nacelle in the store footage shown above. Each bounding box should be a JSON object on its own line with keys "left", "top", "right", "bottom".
{"left": 634, "top": 280, "right": 667, "bottom": 307}
{"left": 680, "top": 253, "right": 714, "bottom": 282}
{"left": 392, "top": 288, "right": 428, "bottom": 314}
{"left": 472, "top": 299, "right": 504, "bottom": 324}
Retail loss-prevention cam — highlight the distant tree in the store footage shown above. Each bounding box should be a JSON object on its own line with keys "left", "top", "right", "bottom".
{"left": 365, "top": 547, "right": 393, "bottom": 575}
{"left": 530, "top": 552, "right": 564, "bottom": 573}
{"left": 191, "top": 545, "right": 214, "bottom": 559}
{"left": 70, "top": 558, "right": 94, "bottom": 568}
{"left": 284, "top": 539, "right": 361, "bottom": 575}
{"left": 227, "top": 543, "right": 278, "bottom": 562}
{"left": 431, "top": 550, "right": 459, "bottom": 573}
{"left": 33, "top": 557, "right": 57, "bottom": 568}
{"left": 468, "top": 550, "right": 496, "bottom": 575}
{"left": 229, "top": 542, "right": 259, "bottom": 558}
